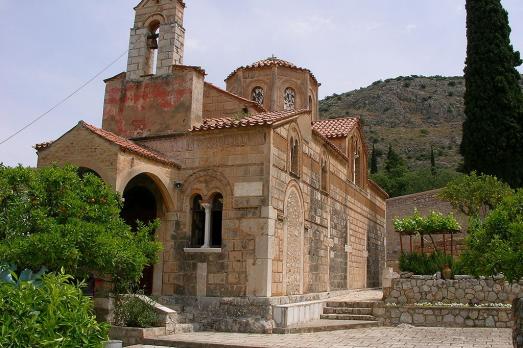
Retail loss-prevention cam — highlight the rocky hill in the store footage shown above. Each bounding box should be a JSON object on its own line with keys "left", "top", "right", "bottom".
{"left": 319, "top": 75, "right": 523, "bottom": 171}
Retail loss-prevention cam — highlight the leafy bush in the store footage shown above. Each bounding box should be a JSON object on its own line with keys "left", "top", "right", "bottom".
{"left": 0, "top": 165, "right": 162, "bottom": 292}
{"left": 439, "top": 171, "right": 513, "bottom": 218}
{"left": 458, "top": 189, "right": 523, "bottom": 282}
{"left": 0, "top": 270, "right": 109, "bottom": 347}
{"left": 393, "top": 210, "right": 461, "bottom": 235}
{"left": 399, "top": 252, "right": 455, "bottom": 275}
{"left": 114, "top": 294, "right": 159, "bottom": 328}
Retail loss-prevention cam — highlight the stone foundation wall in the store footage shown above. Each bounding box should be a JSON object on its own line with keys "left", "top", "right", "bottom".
{"left": 515, "top": 297, "right": 523, "bottom": 348}
{"left": 159, "top": 289, "right": 356, "bottom": 333}
{"left": 384, "top": 276, "right": 522, "bottom": 305}
{"left": 379, "top": 305, "right": 512, "bottom": 328}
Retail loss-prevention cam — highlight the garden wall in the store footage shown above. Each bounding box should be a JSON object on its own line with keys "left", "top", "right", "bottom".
{"left": 379, "top": 304, "right": 512, "bottom": 328}
{"left": 515, "top": 297, "right": 523, "bottom": 348}
{"left": 384, "top": 275, "right": 522, "bottom": 305}
{"left": 378, "top": 276, "right": 523, "bottom": 329}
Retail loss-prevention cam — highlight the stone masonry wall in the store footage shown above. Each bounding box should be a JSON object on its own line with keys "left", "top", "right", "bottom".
{"left": 515, "top": 297, "right": 523, "bottom": 347}
{"left": 141, "top": 128, "right": 267, "bottom": 297}
{"left": 202, "top": 83, "right": 261, "bottom": 119}
{"left": 270, "top": 122, "right": 386, "bottom": 295}
{"left": 384, "top": 277, "right": 522, "bottom": 305}
{"left": 379, "top": 305, "right": 513, "bottom": 328}
{"left": 386, "top": 189, "right": 469, "bottom": 272}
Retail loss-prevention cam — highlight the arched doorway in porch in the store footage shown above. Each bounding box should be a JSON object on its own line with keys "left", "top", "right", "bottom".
{"left": 120, "top": 173, "right": 165, "bottom": 295}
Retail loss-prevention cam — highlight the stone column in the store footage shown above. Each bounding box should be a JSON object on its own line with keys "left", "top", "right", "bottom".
{"left": 201, "top": 203, "right": 212, "bottom": 248}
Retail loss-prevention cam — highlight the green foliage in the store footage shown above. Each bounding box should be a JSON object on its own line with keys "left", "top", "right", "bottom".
{"left": 0, "top": 165, "right": 162, "bottom": 292}
{"left": 393, "top": 210, "right": 461, "bottom": 235}
{"left": 373, "top": 146, "right": 463, "bottom": 198}
{"left": 458, "top": 189, "right": 523, "bottom": 282}
{"left": 439, "top": 171, "right": 513, "bottom": 218}
{"left": 461, "top": 0, "right": 523, "bottom": 187}
{"left": 431, "top": 146, "right": 436, "bottom": 176}
{"left": 0, "top": 270, "right": 109, "bottom": 347}
{"left": 370, "top": 144, "right": 378, "bottom": 174}
{"left": 399, "top": 252, "right": 455, "bottom": 275}
{"left": 114, "top": 294, "right": 160, "bottom": 328}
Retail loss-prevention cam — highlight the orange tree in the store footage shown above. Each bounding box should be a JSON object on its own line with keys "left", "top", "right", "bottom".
{"left": 0, "top": 165, "right": 161, "bottom": 292}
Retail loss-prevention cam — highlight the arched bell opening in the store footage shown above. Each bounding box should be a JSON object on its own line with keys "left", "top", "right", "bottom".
{"left": 121, "top": 173, "right": 165, "bottom": 295}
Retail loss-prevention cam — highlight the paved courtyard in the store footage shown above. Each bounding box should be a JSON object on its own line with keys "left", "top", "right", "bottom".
{"left": 140, "top": 327, "right": 512, "bottom": 348}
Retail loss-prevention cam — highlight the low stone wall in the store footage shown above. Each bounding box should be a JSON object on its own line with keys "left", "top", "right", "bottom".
{"left": 380, "top": 304, "right": 512, "bottom": 328}
{"left": 384, "top": 276, "right": 522, "bottom": 305}
{"left": 273, "top": 300, "right": 325, "bottom": 328}
{"left": 515, "top": 297, "right": 523, "bottom": 348}
{"left": 109, "top": 326, "right": 165, "bottom": 347}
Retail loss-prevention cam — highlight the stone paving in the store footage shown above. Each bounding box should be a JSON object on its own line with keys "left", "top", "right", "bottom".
{"left": 139, "top": 327, "right": 512, "bottom": 348}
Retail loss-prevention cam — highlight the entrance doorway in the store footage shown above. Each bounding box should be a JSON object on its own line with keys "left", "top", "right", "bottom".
{"left": 121, "top": 174, "right": 162, "bottom": 295}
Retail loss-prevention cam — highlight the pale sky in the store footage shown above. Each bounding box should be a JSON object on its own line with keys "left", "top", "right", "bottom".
{"left": 0, "top": 0, "right": 522, "bottom": 167}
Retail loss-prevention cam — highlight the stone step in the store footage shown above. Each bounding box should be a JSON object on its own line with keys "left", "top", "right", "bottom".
{"left": 272, "top": 319, "right": 379, "bottom": 334}
{"left": 325, "top": 301, "right": 377, "bottom": 308}
{"left": 320, "top": 314, "right": 377, "bottom": 321}
{"left": 323, "top": 307, "right": 373, "bottom": 315}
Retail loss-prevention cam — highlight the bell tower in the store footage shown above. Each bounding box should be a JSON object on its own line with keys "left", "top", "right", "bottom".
{"left": 126, "top": 0, "right": 186, "bottom": 80}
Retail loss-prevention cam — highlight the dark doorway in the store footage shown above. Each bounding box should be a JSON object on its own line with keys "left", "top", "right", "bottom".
{"left": 121, "top": 174, "right": 160, "bottom": 295}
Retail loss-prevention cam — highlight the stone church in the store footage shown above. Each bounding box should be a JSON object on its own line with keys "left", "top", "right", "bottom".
{"left": 36, "top": 0, "right": 387, "bottom": 301}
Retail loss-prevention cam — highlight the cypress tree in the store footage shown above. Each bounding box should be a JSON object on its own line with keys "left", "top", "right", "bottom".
{"left": 461, "top": 0, "right": 523, "bottom": 187}
{"left": 385, "top": 145, "right": 405, "bottom": 174}
{"left": 370, "top": 144, "right": 378, "bottom": 174}
{"left": 431, "top": 146, "right": 436, "bottom": 176}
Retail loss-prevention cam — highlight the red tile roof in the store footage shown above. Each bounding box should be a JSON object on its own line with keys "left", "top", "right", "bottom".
{"left": 80, "top": 122, "right": 179, "bottom": 167}
{"left": 226, "top": 56, "right": 319, "bottom": 84}
{"left": 192, "top": 109, "right": 309, "bottom": 132}
{"left": 204, "top": 82, "right": 266, "bottom": 113}
{"left": 312, "top": 117, "right": 359, "bottom": 138}
{"left": 35, "top": 122, "right": 179, "bottom": 168}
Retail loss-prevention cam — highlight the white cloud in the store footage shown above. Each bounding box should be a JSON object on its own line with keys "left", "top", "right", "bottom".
{"left": 185, "top": 37, "right": 207, "bottom": 52}
{"left": 406, "top": 24, "right": 417, "bottom": 32}
{"left": 287, "top": 15, "right": 334, "bottom": 35}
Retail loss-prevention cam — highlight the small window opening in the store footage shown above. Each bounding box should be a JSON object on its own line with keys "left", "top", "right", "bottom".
{"left": 290, "top": 137, "right": 300, "bottom": 176}
{"left": 191, "top": 194, "right": 205, "bottom": 247}
{"left": 353, "top": 139, "right": 362, "bottom": 186}
{"left": 321, "top": 156, "right": 328, "bottom": 192}
{"left": 210, "top": 193, "right": 223, "bottom": 247}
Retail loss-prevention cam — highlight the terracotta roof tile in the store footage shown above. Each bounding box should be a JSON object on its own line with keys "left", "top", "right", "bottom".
{"left": 79, "top": 122, "right": 179, "bottom": 167}
{"left": 312, "top": 117, "right": 359, "bottom": 138}
{"left": 192, "top": 109, "right": 309, "bottom": 132}
{"left": 226, "top": 56, "right": 319, "bottom": 84}
{"left": 36, "top": 122, "right": 179, "bottom": 168}
{"left": 204, "top": 82, "right": 266, "bottom": 113}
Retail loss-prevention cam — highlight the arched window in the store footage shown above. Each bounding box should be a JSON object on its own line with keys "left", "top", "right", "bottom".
{"left": 145, "top": 21, "right": 160, "bottom": 75}
{"left": 309, "top": 95, "right": 313, "bottom": 110}
{"left": 290, "top": 136, "right": 300, "bottom": 176}
{"left": 321, "top": 154, "right": 329, "bottom": 192}
{"left": 210, "top": 193, "right": 223, "bottom": 247}
{"left": 251, "top": 86, "right": 264, "bottom": 105}
{"left": 191, "top": 194, "right": 205, "bottom": 247}
{"left": 353, "top": 139, "right": 362, "bottom": 186}
{"left": 284, "top": 88, "right": 296, "bottom": 111}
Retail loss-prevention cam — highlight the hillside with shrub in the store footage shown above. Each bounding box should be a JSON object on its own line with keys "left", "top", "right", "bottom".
{"left": 319, "top": 75, "right": 523, "bottom": 172}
